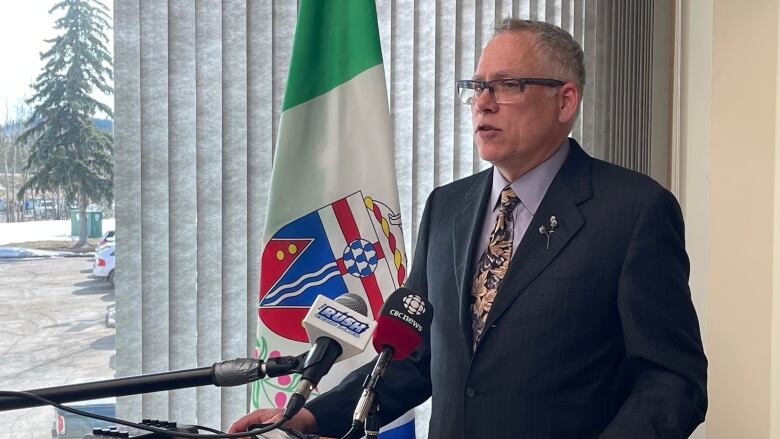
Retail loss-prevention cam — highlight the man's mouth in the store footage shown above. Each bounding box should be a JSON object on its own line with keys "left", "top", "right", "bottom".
{"left": 476, "top": 123, "right": 500, "bottom": 133}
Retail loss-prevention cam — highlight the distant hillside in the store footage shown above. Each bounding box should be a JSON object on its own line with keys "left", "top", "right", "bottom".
{"left": 2, "top": 118, "right": 113, "bottom": 136}
{"left": 94, "top": 118, "right": 113, "bottom": 132}
{"left": 1, "top": 121, "right": 22, "bottom": 137}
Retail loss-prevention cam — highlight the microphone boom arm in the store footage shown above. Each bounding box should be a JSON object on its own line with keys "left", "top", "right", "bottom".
{"left": 0, "top": 356, "right": 303, "bottom": 412}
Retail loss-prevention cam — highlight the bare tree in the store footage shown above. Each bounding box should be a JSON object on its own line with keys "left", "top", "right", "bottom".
{"left": 1, "top": 102, "right": 32, "bottom": 223}
{"left": 0, "top": 129, "right": 11, "bottom": 223}
{"left": 2, "top": 103, "right": 21, "bottom": 222}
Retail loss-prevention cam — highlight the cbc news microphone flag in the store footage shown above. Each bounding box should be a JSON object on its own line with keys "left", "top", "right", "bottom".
{"left": 251, "top": 0, "right": 415, "bottom": 437}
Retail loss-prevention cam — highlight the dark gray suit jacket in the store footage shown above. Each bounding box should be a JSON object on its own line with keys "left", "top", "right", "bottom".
{"left": 307, "top": 140, "right": 707, "bottom": 438}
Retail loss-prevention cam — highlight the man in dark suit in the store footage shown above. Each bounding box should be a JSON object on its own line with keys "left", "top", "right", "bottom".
{"left": 230, "top": 19, "right": 707, "bottom": 439}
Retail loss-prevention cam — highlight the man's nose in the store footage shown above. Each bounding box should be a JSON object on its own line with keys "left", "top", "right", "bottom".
{"left": 473, "top": 87, "right": 498, "bottom": 113}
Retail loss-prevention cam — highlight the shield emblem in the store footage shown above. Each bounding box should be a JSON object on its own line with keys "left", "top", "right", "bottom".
{"left": 258, "top": 191, "right": 404, "bottom": 342}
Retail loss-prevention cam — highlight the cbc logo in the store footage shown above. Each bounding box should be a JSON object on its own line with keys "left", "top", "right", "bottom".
{"left": 402, "top": 295, "right": 426, "bottom": 315}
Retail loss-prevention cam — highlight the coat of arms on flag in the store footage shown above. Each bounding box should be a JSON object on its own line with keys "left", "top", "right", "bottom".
{"left": 258, "top": 191, "right": 406, "bottom": 343}
{"left": 253, "top": 191, "right": 406, "bottom": 410}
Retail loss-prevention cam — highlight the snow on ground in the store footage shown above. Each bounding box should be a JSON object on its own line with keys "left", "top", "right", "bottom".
{"left": 0, "top": 247, "right": 81, "bottom": 258}
{"left": 0, "top": 218, "right": 115, "bottom": 245}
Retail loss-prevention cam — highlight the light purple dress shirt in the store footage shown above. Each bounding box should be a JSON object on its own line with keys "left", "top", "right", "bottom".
{"left": 474, "top": 139, "right": 570, "bottom": 265}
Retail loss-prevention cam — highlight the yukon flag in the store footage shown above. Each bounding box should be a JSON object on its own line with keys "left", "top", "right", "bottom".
{"left": 251, "top": 0, "right": 415, "bottom": 437}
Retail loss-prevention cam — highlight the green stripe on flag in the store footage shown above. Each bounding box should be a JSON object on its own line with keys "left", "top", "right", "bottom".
{"left": 282, "top": 0, "right": 384, "bottom": 111}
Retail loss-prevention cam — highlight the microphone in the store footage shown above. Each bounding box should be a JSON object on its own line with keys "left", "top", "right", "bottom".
{"left": 351, "top": 288, "right": 433, "bottom": 433}
{"left": 0, "top": 356, "right": 304, "bottom": 412}
{"left": 284, "top": 293, "right": 376, "bottom": 419}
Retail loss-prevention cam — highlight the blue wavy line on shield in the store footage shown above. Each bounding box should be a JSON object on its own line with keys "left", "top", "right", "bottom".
{"left": 263, "top": 263, "right": 341, "bottom": 306}
{"left": 261, "top": 210, "right": 348, "bottom": 307}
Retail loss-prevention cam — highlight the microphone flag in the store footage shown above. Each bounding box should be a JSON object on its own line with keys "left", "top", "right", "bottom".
{"left": 251, "top": 1, "right": 415, "bottom": 437}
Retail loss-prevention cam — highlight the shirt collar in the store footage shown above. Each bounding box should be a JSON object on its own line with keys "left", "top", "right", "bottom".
{"left": 490, "top": 139, "right": 570, "bottom": 215}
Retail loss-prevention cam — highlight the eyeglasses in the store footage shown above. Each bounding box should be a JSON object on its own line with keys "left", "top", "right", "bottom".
{"left": 456, "top": 78, "right": 565, "bottom": 105}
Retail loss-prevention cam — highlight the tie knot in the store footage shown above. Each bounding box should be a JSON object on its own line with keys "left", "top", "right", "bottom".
{"left": 499, "top": 186, "right": 520, "bottom": 212}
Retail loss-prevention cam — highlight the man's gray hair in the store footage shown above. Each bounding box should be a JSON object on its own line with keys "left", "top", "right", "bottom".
{"left": 494, "top": 18, "right": 585, "bottom": 93}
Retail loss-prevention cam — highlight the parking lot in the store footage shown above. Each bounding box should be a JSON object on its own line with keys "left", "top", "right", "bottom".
{"left": 0, "top": 256, "right": 115, "bottom": 438}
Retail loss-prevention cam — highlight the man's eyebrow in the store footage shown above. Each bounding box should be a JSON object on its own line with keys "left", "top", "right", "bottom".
{"left": 472, "top": 70, "right": 519, "bottom": 80}
{"left": 491, "top": 70, "right": 517, "bottom": 78}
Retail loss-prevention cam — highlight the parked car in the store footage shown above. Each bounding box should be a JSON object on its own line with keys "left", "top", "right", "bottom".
{"left": 98, "top": 230, "right": 115, "bottom": 246}
{"left": 93, "top": 242, "right": 115, "bottom": 286}
{"left": 52, "top": 398, "right": 116, "bottom": 438}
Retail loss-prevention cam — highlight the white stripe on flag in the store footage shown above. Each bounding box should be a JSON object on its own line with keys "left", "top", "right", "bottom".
{"left": 319, "top": 204, "right": 348, "bottom": 259}
{"left": 263, "top": 262, "right": 339, "bottom": 302}
{"left": 263, "top": 269, "right": 341, "bottom": 306}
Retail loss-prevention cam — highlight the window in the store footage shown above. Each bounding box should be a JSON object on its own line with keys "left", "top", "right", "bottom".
{"left": 0, "top": 1, "right": 115, "bottom": 437}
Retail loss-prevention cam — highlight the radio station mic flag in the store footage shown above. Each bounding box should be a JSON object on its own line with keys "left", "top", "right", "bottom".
{"left": 251, "top": 0, "right": 414, "bottom": 437}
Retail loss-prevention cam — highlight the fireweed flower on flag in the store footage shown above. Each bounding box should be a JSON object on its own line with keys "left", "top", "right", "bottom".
{"left": 251, "top": 0, "right": 415, "bottom": 437}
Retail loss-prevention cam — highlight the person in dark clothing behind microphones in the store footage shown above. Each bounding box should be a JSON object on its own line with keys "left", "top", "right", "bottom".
{"left": 231, "top": 18, "right": 707, "bottom": 439}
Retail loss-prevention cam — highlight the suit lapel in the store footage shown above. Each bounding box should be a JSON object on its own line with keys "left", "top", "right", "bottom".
{"left": 480, "top": 140, "right": 594, "bottom": 339}
{"left": 452, "top": 168, "right": 493, "bottom": 354}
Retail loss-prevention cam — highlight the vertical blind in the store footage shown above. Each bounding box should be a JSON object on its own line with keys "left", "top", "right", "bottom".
{"left": 114, "top": 0, "right": 667, "bottom": 430}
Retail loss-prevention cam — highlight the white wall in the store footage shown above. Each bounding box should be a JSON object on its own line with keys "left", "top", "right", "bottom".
{"left": 680, "top": 1, "right": 780, "bottom": 437}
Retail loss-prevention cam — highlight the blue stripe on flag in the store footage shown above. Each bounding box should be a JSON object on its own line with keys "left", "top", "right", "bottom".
{"left": 379, "top": 418, "right": 415, "bottom": 438}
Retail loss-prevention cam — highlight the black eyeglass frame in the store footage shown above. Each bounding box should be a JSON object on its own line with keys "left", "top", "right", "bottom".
{"left": 456, "top": 78, "right": 565, "bottom": 104}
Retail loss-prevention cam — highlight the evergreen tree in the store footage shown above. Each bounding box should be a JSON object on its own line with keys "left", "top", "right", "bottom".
{"left": 19, "top": 0, "right": 113, "bottom": 246}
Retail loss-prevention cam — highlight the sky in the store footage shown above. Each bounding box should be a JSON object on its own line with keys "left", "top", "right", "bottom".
{"left": 0, "top": 0, "right": 114, "bottom": 123}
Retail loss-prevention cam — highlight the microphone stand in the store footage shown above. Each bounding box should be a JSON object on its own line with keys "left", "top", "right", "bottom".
{"left": 0, "top": 356, "right": 303, "bottom": 412}
{"left": 364, "top": 395, "right": 381, "bottom": 439}
{"left": 352, "top": 346, "right": 392, "bottom": 425}
{"left": 341, "top": 346, "right": 394, "bottom": 439}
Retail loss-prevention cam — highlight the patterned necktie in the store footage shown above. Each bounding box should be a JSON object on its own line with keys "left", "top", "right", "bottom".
{"left": 471, "top": 186, "right": 520, "bottom": 351}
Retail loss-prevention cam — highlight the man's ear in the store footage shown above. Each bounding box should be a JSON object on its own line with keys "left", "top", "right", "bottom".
{"left": 558, "top": 82, "right": 580, "bottom": 124}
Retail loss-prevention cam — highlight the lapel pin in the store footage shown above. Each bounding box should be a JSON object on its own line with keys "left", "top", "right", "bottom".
{"left": 538, "top": 216, "right": 557, "bottom": 250}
